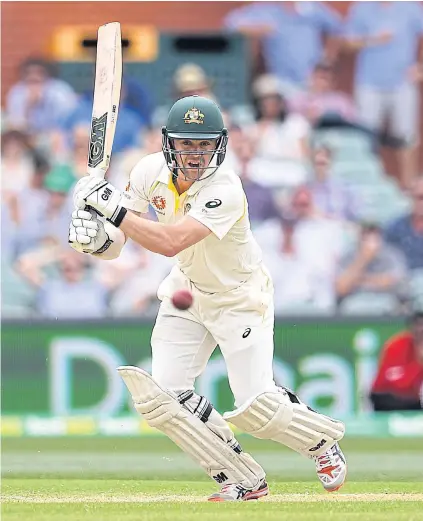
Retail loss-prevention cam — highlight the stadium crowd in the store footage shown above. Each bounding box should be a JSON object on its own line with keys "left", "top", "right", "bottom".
{"left": 2, "top": 1, "right": 423, "bottom": 320}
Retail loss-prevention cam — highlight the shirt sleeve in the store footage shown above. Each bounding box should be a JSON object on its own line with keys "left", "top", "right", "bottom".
{"left": 344, "top": 3, "right": 367, "bottom": 38}
{"left": 315, "top": 2, "right": 343, "bottom": 35}
{"left": 385, "top": 247, "right": 407, "bottom": 281}
{"left": 223, "top": 3, "right": 276, "bottom": 30}
{"left": 187, "top": 184, "right": 245, "bottom": 240}
{"left": 412, "top": 3, "right": 423, "bottom": 35}
{"left": 5, "top": 85, "right": 26, "bottom": 128}
{"left": 121, "top": 157, "right": 151, "bottom": 214}
{"left": 383, "top": 219, "right": 401, "bottom": 246}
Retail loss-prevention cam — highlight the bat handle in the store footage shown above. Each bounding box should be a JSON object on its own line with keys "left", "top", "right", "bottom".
{"left": 87, "top": 166, "right": 107, "bottom": 179}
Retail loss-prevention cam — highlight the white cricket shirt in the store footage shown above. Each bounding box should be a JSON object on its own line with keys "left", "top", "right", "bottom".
{"left": 122, "top": 152, "right": 263, "bottom": 293}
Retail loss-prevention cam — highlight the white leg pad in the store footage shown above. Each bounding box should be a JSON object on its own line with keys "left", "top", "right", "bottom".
{"left": 224, "top": 390, "right": 345, "bottom": 458}
{"left": 118, "top": 366, "right": 265, "bottom": 488}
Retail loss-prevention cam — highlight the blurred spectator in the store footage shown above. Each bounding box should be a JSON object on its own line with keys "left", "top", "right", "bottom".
{"left": 384, "top": 178, "right": 423, "bottom": 270}
{"left": 256, "top": 187, "right": 345, "bottom": 314}
{"left": 246, "top": 74, "right": 310, "bottom": 188}
{"left": 336, "top": 222, "right": 408, "bottom": 315}
{"left": 13, "top": 152, "right": 50, "bottom": 253}
{"left": 224, "top": 1, "right": 342, "bottom": 97}
{"left": 121, "top": 76, "right": 153, "bottom": 127}
{"left": 226, "top": 127, "right": 278, "bottom": 226}
{"left": 1, "top": 258, "right": 37, "bottom": 318}
{"left": 97, "top": 241, "right": 172, "bottom": 317}
{"left": 63, "top": 92, "right": 144, "bottom": 155}
{"left": 251, "top": 75, "right": 310, "bottom": 159}
{"left": 173, "top": 63, "right": 216, "bottom": 101}
{"left": 64, "top": 123, "right": 92, "bottom": 179}
{"left": 308, "top": 146, "right": 360, "bottom": 221}
{"left": 5, "top": 57, "right": 77, "bottom": 134}
{"left": 152, "top": 63, "right": 221, "bottom": 128}
{"left": 1, "top": 130, "right": 35, "bottom": 195}
{"left": 26, "top": 251, "right": 109, "bottom": 319}
{"left": 16, "top": 164, "right": 75, "bottom": 255}
{"left": 289, "top": 62, "right": 357, "bottom": 124}
{"left": 1, "top": 131, "right": 40, "bottom": 261}
{"left": 370, "top": 309, "right": 423, "bottom": 411}
{"left": 344, "top": 1, "right": 423, "bottom": 189}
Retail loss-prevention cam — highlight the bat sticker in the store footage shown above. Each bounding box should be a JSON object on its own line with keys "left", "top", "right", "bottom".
{"left": 88, "top": 113, "right": 108, "bottom": 168}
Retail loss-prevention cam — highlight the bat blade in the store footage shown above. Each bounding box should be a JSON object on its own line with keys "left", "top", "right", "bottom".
{"left": 87, "top": 22, "right": 122, "bottom": 179}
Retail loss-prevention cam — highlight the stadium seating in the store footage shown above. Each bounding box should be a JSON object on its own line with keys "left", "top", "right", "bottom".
{"left": 338, "top": 293, "right": 400, "bottom": 316}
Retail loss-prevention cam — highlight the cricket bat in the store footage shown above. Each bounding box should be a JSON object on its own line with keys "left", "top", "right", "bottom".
{"left": 87, "top": 22, "right": 122, "bottom": 179}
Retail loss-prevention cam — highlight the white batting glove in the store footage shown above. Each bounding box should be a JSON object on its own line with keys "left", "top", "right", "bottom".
{"left": 69, "top": 209, "right": 112, "bottom": 254}
{"left": 73, "top": 176, "right": 128, "bottom": 227}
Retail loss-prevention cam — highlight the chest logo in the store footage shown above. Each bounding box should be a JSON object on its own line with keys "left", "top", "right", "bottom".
{"left": 184, "top": 107, "right": 205, "bottom": 125}
{"left": 386, "top": 366, "right": 405, "bottom": 381}
{"left": 184, "top": 203, "right": 192, "bottom": 215}
{"left": 152, "top": 195, "right": 166, "bottom": 211}
{"left": 205, "top": 199, "right": 222, "bottom": 209}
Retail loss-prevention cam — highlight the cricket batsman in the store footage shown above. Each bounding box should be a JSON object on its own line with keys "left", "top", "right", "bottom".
{"left": 69, "top": 95, "right": 347, "bottom": 501}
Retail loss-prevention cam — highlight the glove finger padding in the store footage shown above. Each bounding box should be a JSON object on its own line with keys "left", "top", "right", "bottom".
{"left": 69, "top": 232, "right": 91, "bottom": 245}
{"left": 74, "top": 226, "right": 97, "bottom": 238}
{"left": 72, "top": 219, "right": 98, "bottom": 230}
{"left": 72, "top": 209, "right": 93, "bottom": 220}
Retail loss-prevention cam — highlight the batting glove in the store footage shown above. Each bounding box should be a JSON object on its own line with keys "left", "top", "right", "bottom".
{"left": 73, "top": 176, "right": 128, "bottom": 227}
{"left": 69, "top": 209, "right": 113, "bottom": 254}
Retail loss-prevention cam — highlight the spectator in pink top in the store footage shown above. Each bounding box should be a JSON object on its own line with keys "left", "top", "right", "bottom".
{"left": 289, "top": 62, "right": 357, "bottom": 124}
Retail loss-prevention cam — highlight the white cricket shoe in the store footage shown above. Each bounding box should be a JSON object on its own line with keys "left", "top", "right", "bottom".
{"left": 208, "top": 479, "right": 269, "bottom": 502}
{"left": 314, "top": 442, "right": 347, "bottom": 492}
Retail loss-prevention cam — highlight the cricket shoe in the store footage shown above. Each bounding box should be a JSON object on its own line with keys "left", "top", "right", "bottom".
{"left": 208, "top": 479, "right": 269, "bottom": 502}
{"left": 314, "top": 442, "right": 347, "bottom": 492}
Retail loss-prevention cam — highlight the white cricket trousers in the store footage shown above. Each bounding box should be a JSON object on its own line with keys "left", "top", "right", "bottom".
{"left": 151, "top": 265, "right": 279, "bottom": 407}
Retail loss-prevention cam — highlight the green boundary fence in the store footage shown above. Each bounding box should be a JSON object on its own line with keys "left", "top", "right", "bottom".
{"left": 3, "top": 317, "right": 419, "bottom": 437}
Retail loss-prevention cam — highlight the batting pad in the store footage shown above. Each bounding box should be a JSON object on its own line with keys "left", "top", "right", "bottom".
{"left": 224, "top": 390, "right": 345, "bottom": 458}
{"left": 118, "top": 366, "right": 264, "bottom": 488}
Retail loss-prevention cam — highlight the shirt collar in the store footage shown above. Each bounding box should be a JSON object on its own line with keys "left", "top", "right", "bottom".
{"left": 158, "top": 166, "right": 215, "bottom": 197}
{"left": 157, "top": 165, "right": 171, "bottom": 185}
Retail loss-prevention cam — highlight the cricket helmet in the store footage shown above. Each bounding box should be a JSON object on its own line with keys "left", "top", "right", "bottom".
{"left": 162, "top": 95, "right": 228, "bottom": 181}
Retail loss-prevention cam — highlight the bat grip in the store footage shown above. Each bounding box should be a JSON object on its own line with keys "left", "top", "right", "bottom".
{"left": 87, "top": 166, "right": 107, "bottom": 179}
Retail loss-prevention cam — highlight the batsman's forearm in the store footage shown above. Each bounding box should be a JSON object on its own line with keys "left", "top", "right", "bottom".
{"left": 119, "top": 211, "right": 176, "bottom": 257}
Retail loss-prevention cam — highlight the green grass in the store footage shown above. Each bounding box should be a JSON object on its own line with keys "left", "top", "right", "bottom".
{"left": 2, "top": 480, "right": 423, "bottom": 521}
{"left": 2, "top": 437, "right": 423, "bottom": 520}
{"left": 2, "top": 436, "right": 423, "bottom": 481}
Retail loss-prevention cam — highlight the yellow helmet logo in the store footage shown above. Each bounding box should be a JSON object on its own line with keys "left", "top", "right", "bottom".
{"left": 183, "top": 107, "right": 205, "bottom": 124}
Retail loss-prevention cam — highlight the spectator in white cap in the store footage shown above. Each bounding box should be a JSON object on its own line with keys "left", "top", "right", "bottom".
{"left": 152, "top": 63, "right": 220, "bottom": 127}
{"left": 173, "top": 63, "right": 217, "bottom": 101}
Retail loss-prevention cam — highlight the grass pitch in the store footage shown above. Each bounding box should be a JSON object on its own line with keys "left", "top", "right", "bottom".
{"left": 2, "top": 436, "right": 423, "bottom": 520}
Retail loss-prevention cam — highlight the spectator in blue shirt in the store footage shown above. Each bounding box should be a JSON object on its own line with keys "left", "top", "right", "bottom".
{"left": 36, "top": 252, "right": 109, "bottom": 319}
{"left": 384, "top": 178, "right": 423, "bottom": 271}
{"left": 308, "top": 146, "right": 360, "bottom": 222}
{"left": 224, "top": 1, "right": 342, "bottom": 98}
{"left": 62, "top": 92, "right": 144, "bottom": 155}
{"left": 344, "top": 1, "right": 423, "bottom": 189}
{"left": 6, "top": 58, "right": 77, "bottom": 134}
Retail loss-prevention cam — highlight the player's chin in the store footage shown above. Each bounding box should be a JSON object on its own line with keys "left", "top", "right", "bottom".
{"left": 183, "top": 166, "right": 204, "bottom": 180}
